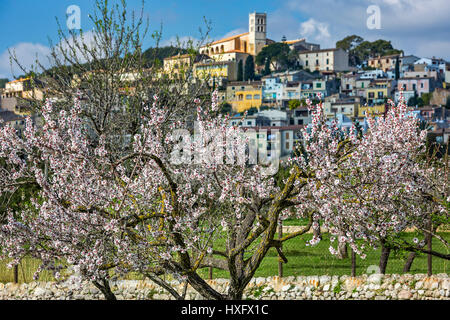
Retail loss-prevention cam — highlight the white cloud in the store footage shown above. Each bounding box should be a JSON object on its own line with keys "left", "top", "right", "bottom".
{"left": 0, "top": 31, "right": 115, "bottom": 79}
{"left": 283, "top": 0, "right": 450, "bottom": 59}
{"left": 299, "top": 18, "right": 331, "bottom": 44}
{"left": 219, "top": 28, "right": 248, "bottom": 40}
{"left": 0, "top": 42, "right": 51, "bottom": 79}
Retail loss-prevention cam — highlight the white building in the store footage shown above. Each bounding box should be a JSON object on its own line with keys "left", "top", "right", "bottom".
{"left": 298, "top": 48, "right": 350, "bottom": 72}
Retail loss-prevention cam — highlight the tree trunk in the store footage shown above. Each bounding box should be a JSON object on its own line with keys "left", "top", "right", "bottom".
{"left": 403, "top": 252, "right": 417, "bottom": 273}
{"left": 93, "top": 278, "right": 117, "bottom": 300}
{"left": 187, "top": 272, "right": 225, "bottom": 300}
{"left": 403, "top": 239, "right": 426, "bottom": 273}
{"left": 351, "top": 249, "right": 356, "bottom": 277}
{"left": 278, "top": 224, "right": 283, "bottom": 278}
{"left": 337, "top": 242, "right": 348, "bottom": 259}
{"left": 13, "top": 265, "right": 19, "bottom": 283}
{"left": 379, "top": 239, "right": 391, "bottom": 274}
{"left": 427, "top": 218, "right": 433, "bottom": 276}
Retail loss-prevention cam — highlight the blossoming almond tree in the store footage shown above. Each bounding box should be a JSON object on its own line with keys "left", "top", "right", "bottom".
{"left": 0, "top": 88, "right": 316, "bottom": 300}
{"left": 291, "top": 96, "right": 449, "bottom": 273}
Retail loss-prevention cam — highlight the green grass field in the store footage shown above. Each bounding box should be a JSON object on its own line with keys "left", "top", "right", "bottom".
{"left": 1, "top": 232, "right": 448, "bottom": 283}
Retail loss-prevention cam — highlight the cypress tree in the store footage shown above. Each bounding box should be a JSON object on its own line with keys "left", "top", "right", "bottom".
{"left": 244, "top": 55, "right": 255, "bottom": 81}
{"left": 237, "top": 60, "right": 243, "bottom": 81}
{"left": 264, "top": 58, "right": 271, "bottom": 76}
{"left": 395, "top": 56, "right": 400, "bottom": 80}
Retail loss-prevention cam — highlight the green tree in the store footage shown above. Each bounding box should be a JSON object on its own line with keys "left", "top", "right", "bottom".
{"left": 0, "top": 78, "right": 9, "bottom": 88}
{"left": 336, "top": 35, "right": 363, "bottom": 66}
{"left": 142, "top": 46, "right": 189, "bottom": 67}
{"left": 219, "top": 102, "right": 232, "bottom": 115}
{"left": 263, "top": 58, "right": 271, "bottom": 76}
{"left": 395, "top": 56, "right": 400, "bottom": 80}
{"left": 421, "top": 92, "right": 432, "bottom": 106}
{"left": 244, "top": 55, "right": 255, "bottom": 81}
{"left": 288, "top": 99, "right": 301, "bottom": 110}
{"left": 336, "top": 35, "right": 404, "bottom": 65}
{"left": 247, "top": 106, "right": 258, "bottom": 115}
{"left": 255, "top": 42, "right": 291, "bottom": 71}
{"left": 237, "top": 59, "right": 243, "bottom": 81}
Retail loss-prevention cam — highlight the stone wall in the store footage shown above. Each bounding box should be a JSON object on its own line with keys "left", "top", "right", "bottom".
{"left": 0, "top": 273, "right": 448, "bottom": 300}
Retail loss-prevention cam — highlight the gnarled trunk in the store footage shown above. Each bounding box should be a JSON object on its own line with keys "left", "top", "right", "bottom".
{"left": 379, "top": 239, "right": 391, "bottom": 274}
{"left": 93, "top": 278, "right": 117, "bottom": 300}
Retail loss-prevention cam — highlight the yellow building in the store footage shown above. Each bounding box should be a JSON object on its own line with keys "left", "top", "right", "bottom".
{"left": 2, "top": 77, "right": 43, "bottom": 101}
{"left": 358, "top": 104, "right": 386, "bottom": 117}
{"left": 368, "top": 54, "right": 401, "bottom": 72}
{"left": 366, "top": 80, "right": 394, "bottom": 105}
{"left": 1, "top": 77, "right": 44, "bottom": 115}
{"left": 230, "top": 84, "right": 262, "bottom": 113}
{"left": 194, "top": 60, "right": 238, "bottom": 84}
{"left": 199, "top": 12, "right": 274, "bottom": 62}
{"left": 162, "top": 53, "right": 195, "bottom": 78}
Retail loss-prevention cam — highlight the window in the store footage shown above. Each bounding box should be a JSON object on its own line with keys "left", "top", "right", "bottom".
{"left": 254, "top": 94, "right": 260, "bottom": 100}
{"left": 326, "top": 58, "right": 329, "bottom": 64}
{"left": 286, "top": 132, "right": 290, "bottom": 139}
{"left": 316, "top": 83, "right": 322, "bottom": 88}
{"left": 247, "top": 121, "right": 252, "bottom": 126}
{"left": 286, "top": 142, "right": 290, "bottom": 150}
{"left": 316, "top": 59, "right": 319, "bottom": 65}
{"left": 378, "top": 91, "right": 384, "bottom": 98}
{"left": 246, "top": 94, "right": 252, "bottom": 100}
{"left": 421, "top": 83, "right": 424, "bottom": 88}
{"left": 369, "top": 92, "right": 375, "bottom": 98}
{"left": 305, "top": 60, "right": 309, "bottom": 66}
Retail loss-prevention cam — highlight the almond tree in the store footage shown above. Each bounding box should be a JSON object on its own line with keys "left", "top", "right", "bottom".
{"left": 292, "top": 96, "right": 449, "bottom": 274}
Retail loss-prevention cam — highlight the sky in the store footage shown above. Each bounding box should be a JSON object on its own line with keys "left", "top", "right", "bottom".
{"left": 0, "top": 0, "right": 449, "bottom": 79}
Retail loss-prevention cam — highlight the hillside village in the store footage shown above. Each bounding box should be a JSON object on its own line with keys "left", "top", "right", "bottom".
{"left": 1, "top": 12, "right": 450, "bottom": 161}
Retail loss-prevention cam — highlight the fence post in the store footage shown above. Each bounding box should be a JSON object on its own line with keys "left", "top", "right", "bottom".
{"left": 208, "top": 267, "right": 213, "bottom": 280}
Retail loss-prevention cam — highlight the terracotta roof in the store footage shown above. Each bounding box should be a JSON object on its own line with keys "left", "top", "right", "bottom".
{"left": 283, "top": 38, "right": 305, "bottom": 45}
{"left": 298, "top": 48, "right": 341, "bottom": 54}
{"left": 207, "top": 32, "right": 249, "bottom": 46}
{"left": 163, "top": 53, "right": 192, "bottom": 61}
{"left": 8, "top": 77, "right": 31, "bottom": 84}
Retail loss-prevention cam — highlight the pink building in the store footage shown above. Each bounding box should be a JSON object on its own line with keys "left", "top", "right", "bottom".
{"left": 397, "top": 77, "right": 435, "bottom": 97}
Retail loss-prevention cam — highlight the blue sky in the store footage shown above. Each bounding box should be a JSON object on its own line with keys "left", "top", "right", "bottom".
{"left": 1, "top": 0, "right": 449, "bottom": 79}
